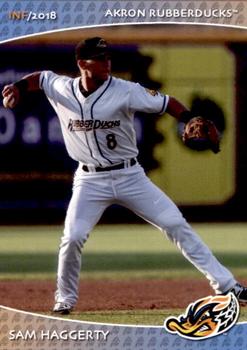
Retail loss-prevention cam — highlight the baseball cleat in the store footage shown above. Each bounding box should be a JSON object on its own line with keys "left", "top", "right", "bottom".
{"left": 53, "top": 302, "right": 72, "bottom": 315}
{"left": 226, "top": 283, "right": 247, "bottom": 305}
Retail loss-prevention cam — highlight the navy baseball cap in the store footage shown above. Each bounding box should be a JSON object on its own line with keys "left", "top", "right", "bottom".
{"left": 75, "top": 37, "right": 110, "bottom": 60}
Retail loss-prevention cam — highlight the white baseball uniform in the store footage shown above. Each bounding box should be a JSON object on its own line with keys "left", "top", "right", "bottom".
{"left": 40, "top": 71, "right": 236, "bottom": 307}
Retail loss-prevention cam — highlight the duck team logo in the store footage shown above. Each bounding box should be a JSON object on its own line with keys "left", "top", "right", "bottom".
{"left": 164, "top": 293, "right": 239, "bottom": 340}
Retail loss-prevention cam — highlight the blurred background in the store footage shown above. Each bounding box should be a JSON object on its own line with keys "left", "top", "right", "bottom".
{"left": 1, "top": 24, "right": 247, "bottom": 224}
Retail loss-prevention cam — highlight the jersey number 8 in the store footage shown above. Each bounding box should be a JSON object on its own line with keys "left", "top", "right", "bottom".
{"left": 106, "top": 133, "right": 117, "bottom": 150}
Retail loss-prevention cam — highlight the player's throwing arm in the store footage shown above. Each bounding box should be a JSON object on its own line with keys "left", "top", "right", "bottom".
{"left": 2, "top": 83, "right": 20, "bottom": 108}
{"left": 2, "top": 72, "right": 41, "bottom": 109}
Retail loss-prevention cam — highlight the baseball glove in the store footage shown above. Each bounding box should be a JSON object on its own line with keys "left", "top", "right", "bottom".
{"left": 182, "top": 116, "right": 221, "bottom": 153}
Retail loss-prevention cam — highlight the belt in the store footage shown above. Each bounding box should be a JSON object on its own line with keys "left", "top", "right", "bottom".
{"left": 82, "top": 158, "right": 136, "bottom": 172}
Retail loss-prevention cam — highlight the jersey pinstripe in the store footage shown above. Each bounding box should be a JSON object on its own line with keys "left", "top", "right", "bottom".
{"left": 40, "top": 70, "right": 169, "bottom": 166}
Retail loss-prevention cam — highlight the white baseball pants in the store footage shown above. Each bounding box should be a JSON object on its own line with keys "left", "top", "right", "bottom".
{"left": 55, "top": 162, "right": 236, "bottom": 307}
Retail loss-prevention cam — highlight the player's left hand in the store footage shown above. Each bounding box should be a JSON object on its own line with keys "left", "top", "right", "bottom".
{"left": 182, "top": 116, "right": 221, "bottom": 154}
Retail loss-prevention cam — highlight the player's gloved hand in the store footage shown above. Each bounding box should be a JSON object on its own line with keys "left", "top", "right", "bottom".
{"left": 178, "top": 111, "right": 221, "bottom": 154}
{"left": 182, "top": 116, "right": 221, "bottom": 153}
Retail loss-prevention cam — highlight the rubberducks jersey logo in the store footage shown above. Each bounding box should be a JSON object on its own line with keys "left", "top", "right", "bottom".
{"left": 164, "top": 293, "right": 239, "bottom": 340}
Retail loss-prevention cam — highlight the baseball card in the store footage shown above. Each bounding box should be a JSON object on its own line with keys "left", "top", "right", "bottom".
{"left": 0, "top": 1, "right": 247, "bottom": 349}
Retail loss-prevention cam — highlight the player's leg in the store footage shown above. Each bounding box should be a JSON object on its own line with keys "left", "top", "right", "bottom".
{"left": 116, "top": 164, "right": 236, "bottom": 294}
{"left": 54, "top": 171, "right": 114, "bottom": 311}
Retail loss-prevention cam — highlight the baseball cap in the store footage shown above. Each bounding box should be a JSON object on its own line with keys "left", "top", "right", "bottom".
{"left": 75, "top": 37, "right": 110, "bottom": 60}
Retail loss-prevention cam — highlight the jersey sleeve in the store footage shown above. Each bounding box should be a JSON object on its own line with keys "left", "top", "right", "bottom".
{"left": 39, "top": 71, "right": 70, "bottom": 105}
{"left": 128, "top": 82, "right": 169, "bottom": 115}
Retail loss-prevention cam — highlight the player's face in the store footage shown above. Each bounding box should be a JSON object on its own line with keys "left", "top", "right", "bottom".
{"left": 80, "top": 55, "right": 111, "bottom": 82}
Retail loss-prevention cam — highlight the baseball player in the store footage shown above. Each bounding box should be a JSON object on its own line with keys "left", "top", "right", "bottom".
{"left": 2, "top": 37, "right": 247, "bottom": 315}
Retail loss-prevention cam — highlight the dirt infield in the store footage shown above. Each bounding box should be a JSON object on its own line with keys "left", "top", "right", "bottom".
{"left": 0, "top": 279, "right": 216, "bottom": 313}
